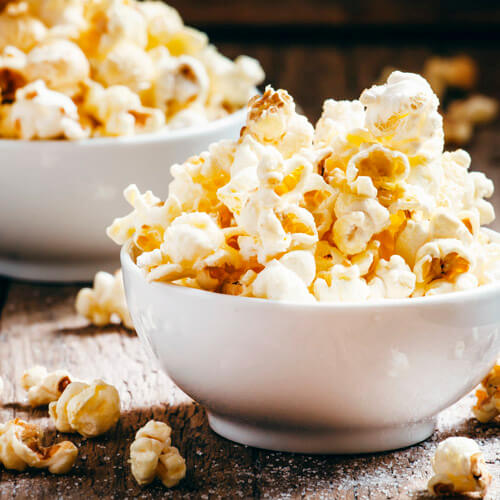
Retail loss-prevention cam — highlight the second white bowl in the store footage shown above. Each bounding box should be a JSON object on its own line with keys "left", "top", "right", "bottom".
{"left": 0, "top": 109, "right": 245, "bottom": 282}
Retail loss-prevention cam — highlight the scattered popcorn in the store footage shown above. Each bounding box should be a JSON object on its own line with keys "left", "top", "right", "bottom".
{"left": 473, "top": 360, "right": 500, "bottom": 423}
{"left": 423, "top": 55, "right": 478, "bottom": 99}
{"left": 0, "top": 418, "right": 78, "bottom": 474}
{"left": 7, "top": 79, "right": 88, "bottom": 139}
{"left": 0, "top": 0, "right": 264, "bottom": 139}
{"left": 21, "top": 365, "right": 72, "bottom": 407}
{"left": 130, "top": 420, "right": 186, "bottom": 488}
{"left": 444, "top": 95, "right": 498, "bottom": 145}
{"left": 76, "top": 269, "right": 133, "bottom": 329}
{"left": 49, "top": 379, "right": 120, "bottom": 438}
{"left": 109, "top": 74, "right": 498, "bottom": 303}
{"left": 428, "top": 437, "right": 491, "bottom": 496}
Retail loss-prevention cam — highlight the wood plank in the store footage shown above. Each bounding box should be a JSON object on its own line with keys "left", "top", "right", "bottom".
{"left": 164, "top": 0, "right": 500, "bottom": 27}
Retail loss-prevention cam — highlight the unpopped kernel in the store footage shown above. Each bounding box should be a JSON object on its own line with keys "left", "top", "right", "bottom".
{"left": 0, "top": 0, "right": 264, "bottom": 138}
{"left": 428, "top": 437, "right": 491, "bottom": 496}
{"left": 108, "top": 73, "right": 498, "bottom": 302}
{"left": 0, "top": 418, "right": 78, "bottom": 474}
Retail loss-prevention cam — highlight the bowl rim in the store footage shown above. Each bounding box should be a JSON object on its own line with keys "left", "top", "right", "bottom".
{"left": 121, "top": 230, "right": 500, "bottom": 311}
{"left": 0, "top": 106, "right": 246, "bottom": 148}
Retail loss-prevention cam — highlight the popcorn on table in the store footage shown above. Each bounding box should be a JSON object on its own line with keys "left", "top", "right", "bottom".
{"left": 21, "top": 365, "right": 72, "bottom": 407}
{"left": 428, "top": 437, "right": 492, "bottom": 496}
{"left": 108, "top": 72, "right": 498, "bottom": 303}
{"left": 130, "top": 420, "right": 186, "bottom": 488}
{"left": 473, "top": 360, "right": 500, "bottom": 423}
{"left": 0, "top": 0, "right": 264, "bottom": 139}
{"left": 76, "top": 269, "right": 133, "bottom": 329}
{"left": 0, "top": 418, "right": 78, "bottom": 474}
{"left": 49, "top": 379, "right": 120, "bottom": 437}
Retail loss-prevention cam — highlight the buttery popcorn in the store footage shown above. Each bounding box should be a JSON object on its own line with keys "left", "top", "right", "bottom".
{"left": 130, "top": 420, "right": 186, "bottom": 488}
{"left": 0, "top": 418, "right": 78, "bottom": 474}
{"left": 473, "top": 360, "right": 500, "bottom": 423}
{"left": 428, "top": 437, "right": 491, "bottom": 496}
{"left": 0, "top": 0, "right": 264, "bottom": 139}
{"left": 76, "top": 269, "right": 133, "bottom": 328}
{"left": 21, "top": 365, "right": 72, "bottom": 407}
{"left": 49, "top": 379, "right": 120, "bottom": 438}
{"left": 109, "top": 73, "right": 499, "bottom": 303}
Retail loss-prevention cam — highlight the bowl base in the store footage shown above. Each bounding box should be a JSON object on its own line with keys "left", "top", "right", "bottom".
{"left": 0, "top": 254, "right": 118, "bottom": 283}
{"left": 207, "top": 413, "right": 436, "bottom": 454}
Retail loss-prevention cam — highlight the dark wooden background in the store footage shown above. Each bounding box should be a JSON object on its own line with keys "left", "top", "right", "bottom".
{"left": 1, "top": 1, "right": 500, "bottom": 498}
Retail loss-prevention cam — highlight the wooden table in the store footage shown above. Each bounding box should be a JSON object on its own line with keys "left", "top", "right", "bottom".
{"left": 1, "top": 40, "right": 500, "bottom": 499}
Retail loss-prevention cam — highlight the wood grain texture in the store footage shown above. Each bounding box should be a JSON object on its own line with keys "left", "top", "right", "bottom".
{"left": 1, "top": 42, "right": 500, "bottom": 498}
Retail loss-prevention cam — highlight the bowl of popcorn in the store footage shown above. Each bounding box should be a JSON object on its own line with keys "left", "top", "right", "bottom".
{"left": 113, "top": 74, "right": 500, "bottom": 453}
{"left": 0, "top": 0, "right": 264, "bottom": 281}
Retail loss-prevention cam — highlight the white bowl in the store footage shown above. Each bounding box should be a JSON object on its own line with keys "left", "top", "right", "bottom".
{"left": 0, "top": 109, "right": 245, "bottom": 282}
{"left": 121, "top": 241, "right": 500, "bottom": 454}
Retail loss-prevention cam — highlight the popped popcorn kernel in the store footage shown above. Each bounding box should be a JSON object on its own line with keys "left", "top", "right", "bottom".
{"left": 0, "top": 45, "right": 26, "bottom": 103}
{"left": 8, "top": 79, "right": 88, "bottom": 139}
{"left": 428, "top": 437, "right": 491, "bottom": 496}
{"left": 21, "top": 366, "right": 72, "bottom": 407}
{"left": 130, "top": 420, "right": 186, "bottom": 488}
{"left": 0, "top": 418, "right": 77, "bottom": 474}
{"left": 473, "top": 360, "right": 500, "bottom": 423}
{"left": 49, "top": 379, "right": 120, "bottom": 438}
{"left": 109, "top": 73, "right": 498, "bottom": 303}
{"left": 76, "top": 269, "right": 133, "bottom": 329}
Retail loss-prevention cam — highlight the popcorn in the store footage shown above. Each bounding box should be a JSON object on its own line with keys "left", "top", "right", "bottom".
{"left": 423, "top": 55, "right": 478, "bottom": 99}
{"left": 0, "top": 418, "right": 77, "bottom": 474}
{"left": 0, "top": 45, "right": 26, "bottom": 103}
{"left": 0, "top": 0, "right": 264, "bottom": 140}
{"left": 25, "top": 40, "right": 90, "bottom": 96}
{"left": 109, "top": 74, "right": 498, "bottom": 302}
{"left": 0, "top": 9, "right": 47, "bottom": 52}
{"left": 76, "top": 269, "right": 133, "bottom": 329}
{"left": 153, "top": 54, "right": 209, "bottom": 116}
{"left": 94, "top": 41, "right": 155, "bottom": 94}
{"left": 360, "top": 71, "right": 444, "bottom": 161}
{"left": 82, "top": 81, "right": 164, "bottom": 137}
{"left": 21, "top": 366, "right": 72, "bottom": 407}
{"left": 428, "top": 437, "right": 491, "bottom": 496}
{"left": 130, "top": 420, "right": 186, "bottom": 488}
{"left": 444, "top": 95, "right": 498, "bottom": 145}
{"left": 9, "top": 80, "right": 88, "bottom": 139}
{"left": 49, "top": 379, "right": 120, "bottom": 437}
{"left": 473, "top": 360, "right": 500, "bottom": 423}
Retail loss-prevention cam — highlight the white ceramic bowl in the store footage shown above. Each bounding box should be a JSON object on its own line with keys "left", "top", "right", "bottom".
{"left": 0, "top": 109, "right": 245, "bottom": 282}
{"left": 121, "top": 240, "right": 500, "bottom": 454}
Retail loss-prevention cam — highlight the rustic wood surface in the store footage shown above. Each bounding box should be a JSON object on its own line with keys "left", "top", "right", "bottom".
{"left": 1, "top": 39, "right": 500, "bottom": 499}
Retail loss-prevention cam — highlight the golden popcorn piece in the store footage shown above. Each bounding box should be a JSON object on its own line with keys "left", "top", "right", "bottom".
{"left": 0, "top": 418, "right": 78, "bottom": 474}
{"left": 423, "top": 55, "right": 478, "bottom": 99}
{"left": 21, "top": 365, "right": 72, "bottom": 407}
{"left": 49, "top": 379, "right": 120, "bottom": 438}
{"left": 444, "top": 95, "right": 498, "bottom": 145}
{"left": 428, "top": 437, "right": 491, "bottom": 496}
{"left": 0, "top": 8, "right": 47, "bottom": 53}
{"left": 76, "top": 269, "right": 133, "bottom": 329}
{"left": 130, "top": 420, "right": 186, "bottom": 488}
{"left": 473, "top": 360, "right": 500, "bottom": 423}
{"left": 24, "top": 39, "right": 90, "bottom": 96}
